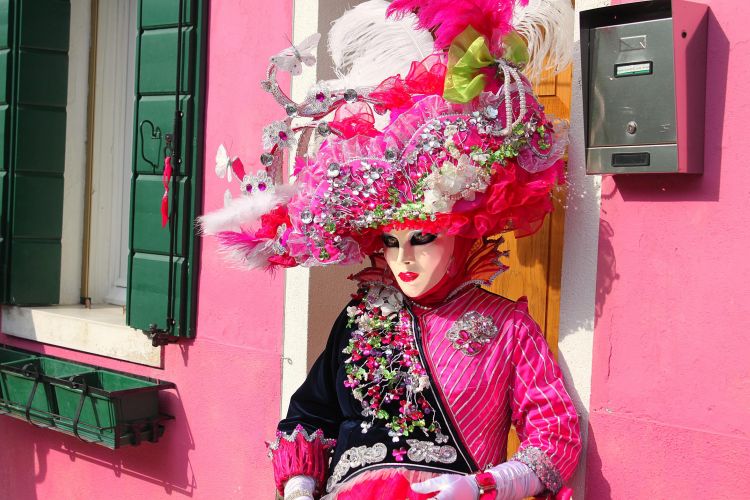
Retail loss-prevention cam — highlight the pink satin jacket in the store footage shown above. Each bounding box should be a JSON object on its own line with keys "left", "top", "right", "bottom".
{"left": 269, "top": 286, "right": 581, "bottom": 498}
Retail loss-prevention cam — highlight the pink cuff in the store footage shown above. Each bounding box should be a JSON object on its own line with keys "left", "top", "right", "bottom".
{"left": 267, "top": 425, "right": 336, "bottom": 496}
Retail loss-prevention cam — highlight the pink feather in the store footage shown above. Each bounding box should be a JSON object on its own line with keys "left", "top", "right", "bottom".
{"left": 387, "top": 0, "right": 527, "bottom": 51}
{"left": 216, "top": 230, "right": 265, "bottom": 262}
{"left": 216, "top": 230, "right": 261, "bottom": 249}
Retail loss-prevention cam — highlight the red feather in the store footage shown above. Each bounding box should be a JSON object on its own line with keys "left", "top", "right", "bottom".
{"left": 230, "top": 157, "right": 245, "bottom": 180}
{"left": 387, "top": 0, "right": 527, "bottom": 51}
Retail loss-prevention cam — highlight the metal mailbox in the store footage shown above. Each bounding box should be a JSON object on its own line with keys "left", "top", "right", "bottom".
{"left": 580, "top": 0, "right": 709, "bottom": 174}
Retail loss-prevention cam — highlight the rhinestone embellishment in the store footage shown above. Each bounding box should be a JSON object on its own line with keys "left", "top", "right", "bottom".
{"left": 445, "top": 311, "right": 498, "bottom": 356}
{"left": 260, "top": 153, "right": 274, "bottom": 166}
{"left": 300, "top": 209, "right": 314, "bottom": 224}
{"left": 405, "top": 440, "right": 457, "bottom": 464}
{"left": 327, "top": 162, "right": 341, "bottom": 178}
{"left": 326, "top": 443, "right": 388, "bottom": 492}
{"left": 344, "top": 88, "right": 358, "bottom": 103}
{"left": 316, "top": 121, "right": 331, "bottom": 136}
{"left": 240, "top": 170, "right": 274, "bottom": 195}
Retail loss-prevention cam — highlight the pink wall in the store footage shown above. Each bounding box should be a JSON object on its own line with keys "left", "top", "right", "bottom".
{"left": 0, "top": 1, "right": 293, "bottom": 498}
{"left": 587, "top": 0, "right": 750, "bottom": 497}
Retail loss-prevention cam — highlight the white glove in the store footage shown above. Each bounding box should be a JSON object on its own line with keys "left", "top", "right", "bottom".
{"left": 487, "top": 461, "right": 544, "bottom": 499}
{"left": 411, "top": 461, "right": 543, "bottom": 500}
{"left": 411, "top": 473, "right": 479, "bottom": 499}
{"left": 283, "top": 475, "right": 315, "bottom": 500}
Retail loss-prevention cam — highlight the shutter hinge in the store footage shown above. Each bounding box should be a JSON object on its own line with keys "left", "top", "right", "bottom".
{"left": 145, "top": 322, "right": 181, "bottom": 347}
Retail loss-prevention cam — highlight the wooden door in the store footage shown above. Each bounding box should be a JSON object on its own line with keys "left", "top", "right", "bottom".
{"left": 486, "top": 63, "right": 573, "bottom": 459}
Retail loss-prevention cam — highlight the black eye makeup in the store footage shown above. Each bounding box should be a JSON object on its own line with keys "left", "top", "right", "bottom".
{"left": 381, "top": 232, "right": 438, "bottom": 248}
{"left": 409, "top": 232, "right": 438, "bottom": 246}
{"left": 381, "top": 234, "right": 399, "bottom": 248}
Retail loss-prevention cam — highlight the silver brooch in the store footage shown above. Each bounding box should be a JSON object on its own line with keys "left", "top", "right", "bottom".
{"left": 446, "top": 311, "right": 498, "bottom": 356}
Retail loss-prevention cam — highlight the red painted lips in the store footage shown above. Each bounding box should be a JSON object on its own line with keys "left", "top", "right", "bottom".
{"left": 398, "top": 272, "right": 419, "bottom": 282}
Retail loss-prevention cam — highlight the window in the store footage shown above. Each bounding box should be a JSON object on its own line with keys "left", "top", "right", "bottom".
{"left": 0, "top": 0, "right": 207, "bottom": 365}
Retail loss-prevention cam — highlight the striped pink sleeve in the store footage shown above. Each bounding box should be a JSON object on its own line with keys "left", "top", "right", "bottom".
{"left": 509, "top": 304, "right": 581, "bottom": 493}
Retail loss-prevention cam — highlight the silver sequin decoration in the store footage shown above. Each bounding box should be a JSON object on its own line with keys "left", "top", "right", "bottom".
{"left": 317, "top": 121, "right": 331, "bottom": 136}
{"left": 300, "top": 209, "right": 314, "bottom": 224}
{"left": 405, "top": 440, "right": 457, "bottom": 464}
{"left": 512, "top": 446, "right": 563, "bottom": 493}
{"left": 344, "top": 88, "right": 358, "bottom": 103}
{"left": 326, "top": 443, "right": 388, "bottom": 492}
{"left": 327, "top": 162, "right": 341, "bottom": 178}
{"left": 266, "top": 425, "right": 335, "bottom": 456}
{"left": 271, "top": 223, "right": 287, "bottom": 255}
{"left": 483, "top": 106, "right": 499, "bottom": 119}
{"left": 260, "top": 153, "right": 274, "bottom": 166}
{"left": 285, "top": 104, "right": 298, "bottom": 117}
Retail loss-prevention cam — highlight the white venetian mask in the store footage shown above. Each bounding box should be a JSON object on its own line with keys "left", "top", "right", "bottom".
{"left": 382, "top": 229, "right": 455, "bottom": 298}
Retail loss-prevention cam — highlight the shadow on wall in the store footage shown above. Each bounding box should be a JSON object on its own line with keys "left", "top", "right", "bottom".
{"left": 594, "top": 217, "right": 618, "bottom": 322}
{"left": 0, "top": 388, "right": 196, "bottom": 497}
{"left": 583, "top": 422, "right": 613, "bottom": 500}
{"left": 307, "top": 264, "right": 362, "bottom": 365}
{"left": 0, "top": 418, "right": 40, "bottom": 499}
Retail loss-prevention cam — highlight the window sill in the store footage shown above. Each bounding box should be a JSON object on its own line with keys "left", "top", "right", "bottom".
{"left": 1, "top": 305, "right": 162, "bottom": 367}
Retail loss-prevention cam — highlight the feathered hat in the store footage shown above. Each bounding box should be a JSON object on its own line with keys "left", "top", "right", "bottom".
{"left": 200, "top": 0, "right": 573, "bottom": 271}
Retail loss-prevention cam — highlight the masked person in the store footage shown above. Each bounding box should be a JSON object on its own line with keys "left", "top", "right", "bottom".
{"left": 200, "top": 1, "right": 581, "bottom": 498}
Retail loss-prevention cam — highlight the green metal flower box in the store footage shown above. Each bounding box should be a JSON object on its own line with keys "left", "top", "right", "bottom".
{"left": 53, "top": 370, "right": 171, "bottom": 448}
{"left": 0, "top": 347, "right": 38, "bottom": 401}
{"left": 0, "top": 345, "right": 175, "bottom": 448}
{"left": 0, "top": 356, "right": 92, "bottom": 425}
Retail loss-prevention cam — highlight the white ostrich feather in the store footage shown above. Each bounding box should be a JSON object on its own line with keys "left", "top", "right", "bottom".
{"left": 513, "top": 0, "right": 575, "bottom": 83}
{"left": 198, "top": 184, "right": 297, "bottom": 235}
{"left": 326, "top": 0, "right": 435, "bottom": 88}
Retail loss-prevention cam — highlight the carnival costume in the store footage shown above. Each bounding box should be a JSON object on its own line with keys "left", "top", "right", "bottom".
{"left": 200, "top": 0, "right": 581, "bottom": 498}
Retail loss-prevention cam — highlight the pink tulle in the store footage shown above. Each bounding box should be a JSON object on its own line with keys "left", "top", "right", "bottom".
{"left": 370, "top": 55, "right": 447, "bottom": 116}
{"left": 328, "top": 468, "right": 439, "bottom": 500}
{"left": 330, "top": 102, "right": 379, "bottom": 139}
{"left": 324, "top": 466, "right": 574, "bottom": 500}
{"left": 387, "top": 0, "right": 527, "bottom": 52}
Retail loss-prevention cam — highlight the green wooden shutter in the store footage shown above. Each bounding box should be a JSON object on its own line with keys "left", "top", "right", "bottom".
{"left": 127, "top": 0, "right": 206, "bottom": 337}
{"left": 0, "top": 0, "right": 70, "bottom": 305}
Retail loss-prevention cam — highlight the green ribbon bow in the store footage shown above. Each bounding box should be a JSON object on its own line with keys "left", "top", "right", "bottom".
{"left": 443, "top": 27, "right": 530, "bottom": 104}
{"left": 443, "top": 27, "right": 494, "bottom": 104}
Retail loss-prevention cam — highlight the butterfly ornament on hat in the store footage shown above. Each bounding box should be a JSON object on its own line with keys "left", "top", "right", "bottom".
{"left": 200, "top": 1, "right": 580, "bottom": 499}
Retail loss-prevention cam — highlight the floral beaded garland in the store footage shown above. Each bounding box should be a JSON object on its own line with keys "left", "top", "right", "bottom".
{"left": 343, "top": 284, "right": 447, "bottom": 442}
